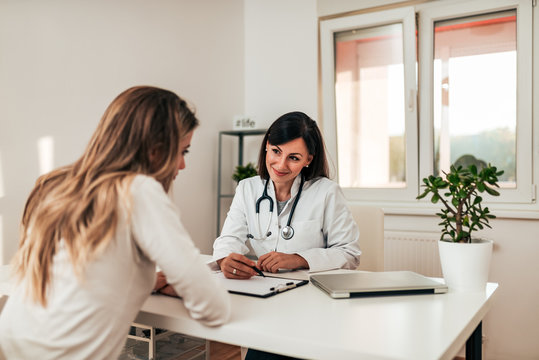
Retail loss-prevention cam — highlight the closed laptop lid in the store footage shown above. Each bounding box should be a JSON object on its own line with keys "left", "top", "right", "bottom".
{"left": 310, "top": 271, "right": 448, "bottom": 298}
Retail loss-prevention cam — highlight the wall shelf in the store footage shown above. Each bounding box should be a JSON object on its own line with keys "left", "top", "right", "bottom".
{"left": 217, "top": 129, "right": 266, "bottom": 236}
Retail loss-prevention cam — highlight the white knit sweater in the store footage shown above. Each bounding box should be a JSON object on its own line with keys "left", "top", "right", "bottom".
{"left": 0, "top": 175, "right": 230, "bottom": 359}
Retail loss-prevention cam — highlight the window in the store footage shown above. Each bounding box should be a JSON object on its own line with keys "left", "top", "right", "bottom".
{"left": 320, "top": 0, "right": 534, "bottom": 208}
{"left": 335, "top": 23, "right": 406, "bottom": 189}
{"left": 320, "top": 7, "right": 418, "bottom": 202}
{"left": 432, "top": 11, "right": 517, "bottom": 186}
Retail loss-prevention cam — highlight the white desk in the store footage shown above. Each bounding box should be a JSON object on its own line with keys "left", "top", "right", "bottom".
{"left": 0, "top": 264, "right": 497, "bottom": 360}
{"left": 136, "top": 278, "right": 497, "bottom": 360}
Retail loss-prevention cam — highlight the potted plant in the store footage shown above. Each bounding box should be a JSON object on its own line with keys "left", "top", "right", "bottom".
{"left": 232, "top": 162, "right": 258, "bottom": 183}
{"left": 417, "top": 162, "right": 504, "bottom": 291}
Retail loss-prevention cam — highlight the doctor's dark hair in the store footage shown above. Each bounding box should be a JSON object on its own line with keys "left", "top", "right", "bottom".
{"left": 257, "top": 111, "right": 329, "bottom": 181}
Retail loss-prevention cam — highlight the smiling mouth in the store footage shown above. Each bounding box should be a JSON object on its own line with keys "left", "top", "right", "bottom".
{"left": 272, "top": 168, "right": 288, "bottom": 176}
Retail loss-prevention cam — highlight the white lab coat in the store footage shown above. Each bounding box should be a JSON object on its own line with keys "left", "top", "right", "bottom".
{"left": 213, "top": 175, "right": 361, "bottom": 272}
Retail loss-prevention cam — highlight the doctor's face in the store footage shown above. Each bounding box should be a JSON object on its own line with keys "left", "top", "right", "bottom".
{"left": 265, "top": 138, "right": 313, "bottom": 189}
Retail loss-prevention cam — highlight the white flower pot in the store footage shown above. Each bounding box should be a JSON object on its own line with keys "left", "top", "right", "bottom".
{"left": 438, "top": 239, "right": 493, "bottom": 292}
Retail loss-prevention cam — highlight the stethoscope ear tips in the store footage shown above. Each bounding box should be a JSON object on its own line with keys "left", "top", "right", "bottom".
{"left": 266, "top": 231, "right": 272, "bottom": 237}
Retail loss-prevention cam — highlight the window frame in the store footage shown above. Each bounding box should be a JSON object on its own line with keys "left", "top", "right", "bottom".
{"left": 417, "top": 0, "right": 533, "bottom": 204}
{"left": 319, "top": 0, "right": 536, "bottom": 213}
{"left": 320, "top": 6, "right": 418, "bottom": 202}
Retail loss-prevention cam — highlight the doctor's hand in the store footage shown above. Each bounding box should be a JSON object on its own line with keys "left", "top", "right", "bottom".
{"left": 217, "top": 253, "right": 258, "bottom": 280}
{"left": 257, "top": 252, "right": 309, "bottom": 273}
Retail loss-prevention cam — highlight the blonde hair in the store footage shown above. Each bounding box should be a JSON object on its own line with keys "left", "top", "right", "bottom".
{"left": 13, "top": 86, "right": 199, "bottom": 306}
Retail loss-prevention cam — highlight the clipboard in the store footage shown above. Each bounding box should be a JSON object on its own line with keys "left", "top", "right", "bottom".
{"left": 214, "top": 272, "right": 309, "bottom": 298}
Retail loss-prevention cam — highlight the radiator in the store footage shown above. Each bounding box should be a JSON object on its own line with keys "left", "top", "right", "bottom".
{"left": 384, "top": 231, "right": 443, "bottom": 277}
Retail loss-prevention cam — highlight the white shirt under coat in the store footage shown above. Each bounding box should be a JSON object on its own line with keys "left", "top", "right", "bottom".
{"left": 213, "top": 175, "right": 361, "bottom": 272}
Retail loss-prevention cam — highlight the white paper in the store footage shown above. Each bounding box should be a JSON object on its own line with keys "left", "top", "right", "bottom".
{"left": 214, "top": 272, "right": 305, "bottom": 296}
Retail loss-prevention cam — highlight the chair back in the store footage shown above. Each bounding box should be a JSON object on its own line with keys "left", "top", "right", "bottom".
{"left": 349, "top": 205, "right": 385, "bottom": 272}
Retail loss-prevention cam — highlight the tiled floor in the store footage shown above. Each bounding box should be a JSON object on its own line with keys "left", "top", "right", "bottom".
{"left": 119, "top": 331, "right": 207, "bottom": 360}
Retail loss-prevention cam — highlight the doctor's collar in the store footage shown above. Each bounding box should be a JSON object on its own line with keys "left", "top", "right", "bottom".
{"left": 264, "top": 175, "right": 305, "bottom": 199}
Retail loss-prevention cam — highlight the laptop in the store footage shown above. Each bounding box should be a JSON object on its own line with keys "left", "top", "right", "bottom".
{"left": 310, "top": 271, "right": 448, "bottom": 298}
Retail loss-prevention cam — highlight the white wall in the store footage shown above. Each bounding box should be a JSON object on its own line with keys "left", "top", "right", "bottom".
{"left": 317, "top": 0, "right": 408, "bottom": 17}
{"left": 244, "top": 0, "right": 318, "bottom": 128}
{"left": 0, "top": 0, "right": 244, "bottom": 259}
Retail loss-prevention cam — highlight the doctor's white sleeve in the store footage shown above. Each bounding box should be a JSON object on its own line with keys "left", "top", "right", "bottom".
{"left": 212, "top": 180, "right": 252, "bottom": 261}
{"left": 296, "top": 182, "right": 361, "bottom": 272}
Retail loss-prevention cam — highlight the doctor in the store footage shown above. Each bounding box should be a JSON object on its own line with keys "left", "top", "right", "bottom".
{"left": 214, "top": 111, "right": 361, "bottom": 279}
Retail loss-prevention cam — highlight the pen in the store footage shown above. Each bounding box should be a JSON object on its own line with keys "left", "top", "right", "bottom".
{"left": 251, "top": 265, "right": 265, "bottom": 277}
{"left": 272, "top": 283, "right": 297, "bottom": 293}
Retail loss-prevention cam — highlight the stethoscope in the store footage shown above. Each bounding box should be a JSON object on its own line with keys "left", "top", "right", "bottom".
{"left": 247, "top": 175, "right": 305, "bottom": 241}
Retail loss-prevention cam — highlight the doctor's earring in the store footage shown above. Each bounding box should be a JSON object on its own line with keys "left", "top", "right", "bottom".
{"left": 305, "top": 164, "right": 309, "bottom": 168}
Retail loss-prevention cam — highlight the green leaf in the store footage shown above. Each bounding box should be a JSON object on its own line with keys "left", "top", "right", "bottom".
{"left": 484, "top": 186, "right": 500, "bottom": 196}
{"left": 232, "top": 163, "right": 258, "bottom": 182}
{"left": 421, "top": 162, "right": 501, "bottom": 242}
{"left": 477, "top": 182, "right": 486, "bottom": 192}
{"left": 416, "top": 191, "right": 429, "bottom": 200}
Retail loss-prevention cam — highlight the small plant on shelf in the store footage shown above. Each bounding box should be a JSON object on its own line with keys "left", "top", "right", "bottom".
{"left": 232, "top": 162, "right": 258, "bottom": 182}
{"left": 416, "top": 163, "right": 504, "bottom": 243}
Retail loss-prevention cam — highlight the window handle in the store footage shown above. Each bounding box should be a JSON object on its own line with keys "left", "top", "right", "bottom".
{"left": 407, "top": 89, "right": 415, "bottom": 112}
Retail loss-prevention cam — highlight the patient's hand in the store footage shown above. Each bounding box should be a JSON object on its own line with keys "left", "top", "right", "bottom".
{"left": 153, "top": 271, "right": 179, "bottom": 297}
{"left": 157, "top": 284, "right": 178, "bottom": 297}
{"left": 153, "top": 271, "right": 168, "bottom": 291}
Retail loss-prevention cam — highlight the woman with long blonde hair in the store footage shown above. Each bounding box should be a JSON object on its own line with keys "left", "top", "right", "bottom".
{"left": 0, "top": 86, "right": 231, "bottom": 359}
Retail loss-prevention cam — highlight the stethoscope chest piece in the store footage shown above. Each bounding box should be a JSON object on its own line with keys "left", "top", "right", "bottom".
{"left": 281, "top": 225, "right": 294, "bottom": 240}
{"left": 252, "top": 176, "right": 305, "bottom": 241}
